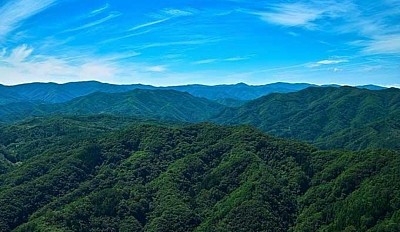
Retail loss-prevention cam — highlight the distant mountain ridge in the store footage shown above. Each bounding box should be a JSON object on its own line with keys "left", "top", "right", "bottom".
{"left": 0, "top": 81, "right": 155, "bottom": 105}
{"left": 0, "top": 89, "right": 225, "bottom": 123}
{"left": 0, "top": 81, "right": 389, "bottom": 106}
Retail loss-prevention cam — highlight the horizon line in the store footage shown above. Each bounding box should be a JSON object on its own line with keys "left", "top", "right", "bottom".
{"left": 0, "top": 80, "right": 398, "bottom": 88}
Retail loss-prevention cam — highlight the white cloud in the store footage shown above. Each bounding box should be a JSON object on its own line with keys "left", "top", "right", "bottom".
{"left": 90, "top": 3, "right": 110, "bottom": 16}
{"left": 360, "top": 34, "right": 400, "bottom": 55}
{"left": 129, "top": 18, "right": 171, "bottom": 31}
{"left": 129, "top": 8, "right": 193, "bottom": 32}
{"left": 332, "top": 67, "right": 343, "bottom": 72}
{"left": 331, "top": 1, "right": 400, "bottom": 55}
{"left": 193, "top": 59, "right": 218, "bottom": 65}
{"left": 0, "top": 46, "right": 118, "bottom": 84}
{"left": 0, "top": 0, "right": 57, "bottom": 41}
{"left": 249, "top": 1, "right": 348, "bottom": 29}
{"left": 317, "top": 59, "right": 348, "bottom": 65}
{"left": 245, "top": 1, "right": 400, "bottom": 56}
{"left": 145, "top": 65, "right": 167, "bottom": 72}
{"left": 0, "top": 44, "right": 34, "bottom": 64}
{"left": 162, "top": 9, "right": 193, "bottom": 17}
{"left": 135, "top": 38, "right": 222, "bottom": 50}
{"left": 64, "top": 12, "right": 121, "bottom": 33}
{"left": 307, "top": 59, "right": 349, "bottom": 68}
{"left": 255, "top": 4, "right": 322, "bottom": 28}
{"left": 224, "top": 56, "right": 249, "bottom": 61}
{"left": 193, "top": 56, "right": 250, "bottom": 64}
{"left": 102, "top": 51, "right": 141, "bottom": 61}
{"left": 0, "top": 44, "right": 166, "bottom": 85}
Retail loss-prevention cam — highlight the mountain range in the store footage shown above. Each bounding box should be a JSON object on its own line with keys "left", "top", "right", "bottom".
{"left": 0, "top": 81, "right": 387, "bottom": 106}
{"left": 0, "top": 84, "right": 398, "bottom": 151}
{"left": 0, "top": 81, "right": 399, "bottom": 231}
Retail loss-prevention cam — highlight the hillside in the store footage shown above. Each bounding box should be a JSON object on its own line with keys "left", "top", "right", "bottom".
{"left": 0, "top": 89, "right": 225, "bottom": 123}
{"left": 0, "top": 120, "right": 398, "bottom": 231}
{"left": 214, "top": 87, "right": 400, "bottom": 150}
{"left": 294, "top": 149, "right": 400, "bottom": 231}
{"left": 0, "top": 115, "right": 160, "bottom": 165}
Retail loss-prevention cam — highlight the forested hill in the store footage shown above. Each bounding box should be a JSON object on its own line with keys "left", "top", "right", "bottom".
{"left": 50, "top": 89, "right": 225, "bottom": 122}
{"left": 0, "top": 118, "right": 399, "bottom": 231}
{"left": 213, "top": 86, "right": 400, "bottom": 150}
{"left": 0, "top": 89, "right": 225, "bottom": 123}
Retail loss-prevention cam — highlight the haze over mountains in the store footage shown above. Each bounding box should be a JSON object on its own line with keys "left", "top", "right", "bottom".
{"left": 0, "top": 81, "right": 387, "bottom": 106}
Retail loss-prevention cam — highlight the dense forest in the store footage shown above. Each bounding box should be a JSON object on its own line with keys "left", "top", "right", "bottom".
{"left": 214, "top": 87, "right": 400, "bottom": 150}
{"left": 0, "top": 116, "right": 399, "bottom": 231}
{"left": 0, "top": 84, "right": 399, "bottom": 231}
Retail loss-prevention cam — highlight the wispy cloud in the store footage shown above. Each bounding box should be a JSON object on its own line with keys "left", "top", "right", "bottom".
{"left": 356, "top": 35, "right": 400, "bottom": 55}
{"left": 193, "top": 56, "right": 250, "bottom": 65}
{"left": 162, "top": 9, "right": 194, "bottom": 17}
{"left": 129, "top": 18, "right": 171, "bottom": 31}
{"left": 252, "top": 4, "right": 323, "bottom": 29}
{"left": 145, "top": 65, "right": 167, "bottom": 72}
{"left": 248, "top": 1, "right": 348, "bottom": 29}
{"left": 100, "top": 30, "right": 152, "bottom": 44}
{"left": 224, "top": 56, "right": 249, "bottom": 61}
{"left": 0, "top": 44, "right": 168, "bottom": 84}
{"left": 307, "top": 59, "right": 349, "bottom": 68}
{"left": 339, "top": 1, "right": 400, "bottom": 55}
{"left": 129, "top": 8, "right": 193, "bottom": 31}
{"left": 135, "top": 38, "right": 222, "bottom": 50}
{"left": 90, "top": 3, "right": 110, "bottom": 16}
{"left": 102, "top": 51, "right": 141, "bottom": 61}
{"left": 9, "top": 44, "right": 34, "bottom": 63}
{"left": 0, "top": 45, "right": 114, "bottom": 83}
{"left": 64, "top": 12, "right": 121, "bottom": 33}
{"left": 248, "top": 1, "right": 400, "bottom": 55}
{"left": 0, "top": 0, "right": 57, "bottom": 41}
{"left": 193, "top": 59, "right": 218, "bottom": 65}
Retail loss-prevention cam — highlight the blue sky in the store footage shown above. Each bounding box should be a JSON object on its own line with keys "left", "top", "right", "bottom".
{"left": 0, "top": 0, "right": 399, "bottom": 86}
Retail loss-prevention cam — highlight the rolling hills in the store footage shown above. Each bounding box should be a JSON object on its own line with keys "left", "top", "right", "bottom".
{"left": 0, "top": 87, "right": 400, "bottom": 150}
{"left": 1, "top": 85, "right": 398, "bottom": 151}
{"left": 0, "top": 119, "right": 398, "bottom": 231}
{"left": 0, "top": 89, "right": 225, "bottom": 123}
{"left": 213, "top": 86, "right": 400, "bottom": 150}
